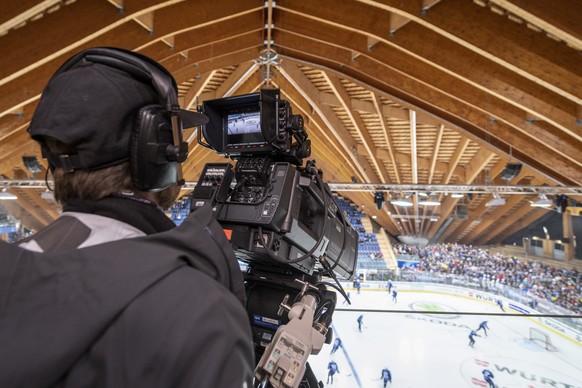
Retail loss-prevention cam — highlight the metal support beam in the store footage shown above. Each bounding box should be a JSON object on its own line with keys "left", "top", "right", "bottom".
{"left": 327, "top": 182, "right": 582, "bottom": 196}
{"left": 3, "top": 180, "right": 582, "bottom": 197}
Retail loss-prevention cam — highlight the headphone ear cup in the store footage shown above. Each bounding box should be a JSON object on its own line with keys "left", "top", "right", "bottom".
{"left": 131, "top": 105, "right": 179, "bottom": 191}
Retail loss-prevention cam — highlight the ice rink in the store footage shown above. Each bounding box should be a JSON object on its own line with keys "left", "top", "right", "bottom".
{"left": 306, "top": 286, "right": 582, "bottom": 388}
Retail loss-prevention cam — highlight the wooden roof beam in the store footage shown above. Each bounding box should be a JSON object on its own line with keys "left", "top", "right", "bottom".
{"left": 170, "top": 47, "right": 262, "bottom": 85}
{"left": 488, "top": 0, "right": 582, "bottom": 51}
{"left": 351, "top": 0, "right": 581, "bottom": 104}
{"left": 428, "top": 125, "right": 444, "bottom": 184}
{"left": 273, "top": 32, "right": 581, "bottom": 185}
{"left": 215, "top": 62, "right": 259, "bottom": 98}
{"left": 372, "top": 93, "right": 400, "bottom": 183}
{"left": 0, "top": 1, "right": 262, "bottom": 118}
{"left": 270, "top": 69, "right": 367, "bottom": 185}
{"left": 444, "top": 138, "right": 470, "bottom": 184}
{"left": 462, "top": 195, "right": 525, "bottom": 243}
{"left": 324, "top": 73, "right": 390, "bottom": 183}
{"left": 137, "top": 9, "right": 264, "bottom": 61}
{"left": 182, "top": 70, "right": 217, "bottom": 110}
{"left": 427, "top": 148, "right": 495, "bottom": 239}
{"left": 278, "top": 59, "right": 380, "bottom": 183}
{"left": 277, "top": 2, "right": 580, "bottom": 134}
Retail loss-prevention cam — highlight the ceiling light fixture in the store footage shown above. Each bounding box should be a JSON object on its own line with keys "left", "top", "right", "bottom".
{"left": 451, "top": 193, "right": 464, "bottom": 198}
{"left": 418, "top": 195, "right": 440, "bottom": 206}
{"left": 531, "top": 194, "right": 552, "bottom": 208}
{"left": 390, "top": 195, "right": 413, "bottom": 207}
{"left": 0, "top": 188, "right": 17, "bottom": 200}
{"left": 485, "top": 192, "right": 506, "bottom": 207}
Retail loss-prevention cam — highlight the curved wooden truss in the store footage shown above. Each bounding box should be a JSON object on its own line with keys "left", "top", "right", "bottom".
{"left": 0, "top": 0, "right": 580, "bottom": 245}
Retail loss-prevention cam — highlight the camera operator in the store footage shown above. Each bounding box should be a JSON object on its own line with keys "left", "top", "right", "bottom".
{"left": 0, "top": 47, "right": 253, "bottom": 387}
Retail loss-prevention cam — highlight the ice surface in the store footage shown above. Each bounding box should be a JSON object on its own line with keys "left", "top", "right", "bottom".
{"left": 307, "top": 287, "right": 582, "bottom": 388}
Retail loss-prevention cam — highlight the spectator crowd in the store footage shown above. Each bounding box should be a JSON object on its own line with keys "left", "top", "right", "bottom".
{"left": 397, "top": 243, "right": 582, "bottom": 314}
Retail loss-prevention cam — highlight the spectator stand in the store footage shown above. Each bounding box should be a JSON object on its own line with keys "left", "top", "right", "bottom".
{"left": 397, "top": 243, "right": 582, "bottom": 317}
{"left": 167, "top": 196, "right": 191, "bottom": 225}
{"left": 335, "top": 196, "right": 399, "bottom": 280}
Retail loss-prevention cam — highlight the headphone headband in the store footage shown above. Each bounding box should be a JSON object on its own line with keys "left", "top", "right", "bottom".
{"left": 56, "top": 47, "right": 179, "bottom": 113}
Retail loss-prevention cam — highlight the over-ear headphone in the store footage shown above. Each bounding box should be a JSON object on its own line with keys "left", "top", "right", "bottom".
{"left": 47, "top": 47, "right": 189, "bottom": 192}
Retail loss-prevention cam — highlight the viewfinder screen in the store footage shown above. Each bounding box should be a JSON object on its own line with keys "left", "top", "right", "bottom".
{"left": 226, "top": 110, "right": 267, "bottom": 149}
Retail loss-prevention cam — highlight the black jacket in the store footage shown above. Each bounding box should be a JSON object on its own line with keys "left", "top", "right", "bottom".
{"left": 0, "top": 204, "right": 254, "bottom": 387}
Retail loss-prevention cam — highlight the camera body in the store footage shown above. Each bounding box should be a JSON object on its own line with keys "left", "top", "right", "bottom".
{"left": 192, "top": 89, "right": 357, "bottom": 279}
{"left": 191, "top": 89, "right": 358, "bottom": 387}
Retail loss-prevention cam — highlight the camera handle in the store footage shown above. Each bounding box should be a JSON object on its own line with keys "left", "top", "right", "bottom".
{"left": 254, "top": 280, "right": 327, "bottom": 388}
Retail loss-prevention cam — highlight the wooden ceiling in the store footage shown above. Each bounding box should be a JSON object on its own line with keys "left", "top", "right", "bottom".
{"left": 0, "top": 0, "right": 580, "bottom": 245}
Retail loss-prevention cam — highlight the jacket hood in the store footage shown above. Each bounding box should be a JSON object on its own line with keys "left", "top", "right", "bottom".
{"left": 0, "top": 204, "right": 245, "bottom": 387}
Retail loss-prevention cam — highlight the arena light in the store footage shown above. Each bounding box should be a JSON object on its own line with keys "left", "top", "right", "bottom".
{"left": 451, "top": 193, "right": 464, "bottom": 198}
{"left": 0, "top": 188, "right": 17, "bottom": 200}
{"left": 390, "top": 195, "right": 413, "bottom": 207}
{"left": 418, "top": 195, "right": 440, "bottom": 206}
{"left": 531, "top": 194, "right": 552, "bottom": 208}
{"left": 485, "top": 192, "right": 506, "bottom": 207}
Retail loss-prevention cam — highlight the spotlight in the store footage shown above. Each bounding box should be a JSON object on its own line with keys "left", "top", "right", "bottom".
{"left": 500, "top": 163, "right": 522, "bottom": 181}
{"left": 374, "top": 192, "right": 385, "bottom": 210}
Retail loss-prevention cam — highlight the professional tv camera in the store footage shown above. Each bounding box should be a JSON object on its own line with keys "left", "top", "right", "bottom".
{"left": 190, "top": 89, "right": 358, "bottom": 387}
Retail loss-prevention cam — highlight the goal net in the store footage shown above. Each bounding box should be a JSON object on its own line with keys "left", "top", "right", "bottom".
{"left": 529, "top": 327, "right": 558, "bottom": 352}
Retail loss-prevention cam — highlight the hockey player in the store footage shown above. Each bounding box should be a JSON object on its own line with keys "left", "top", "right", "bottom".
{"left": 387, "top": 280, "right": 393, "bottom": 294}
{"left": 355, "top": 278, "right": 361, "bottom": 294}
{"left": 391, "top": 289, "right": 398, "bottom": 303}
{"left": 469, "top": 330, "right": 480, "bottom": 347}
{"left": 380, "top": 368, "right": 392, "bottom": 387}
{"left": 357, "top": 314, "right": 364, "bottom": 332}
{"left": 330, "top": 337, "right": 343, "bottom": 354}
{"left": 496, "top": 299, "right": 505, "bottom": 312}
{"left": 476, "top": 320, "right": 489, "bottom": 336}
{"left": 482, "top": 369, "right": 495, "bottom": 388}
{"left": 327, "top": 360, "right": 340, "bottom": 384}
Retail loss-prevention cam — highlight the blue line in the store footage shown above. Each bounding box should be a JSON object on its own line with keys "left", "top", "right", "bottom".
{"left": 332, "top": 323, "right": 362, "bottom": 388}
